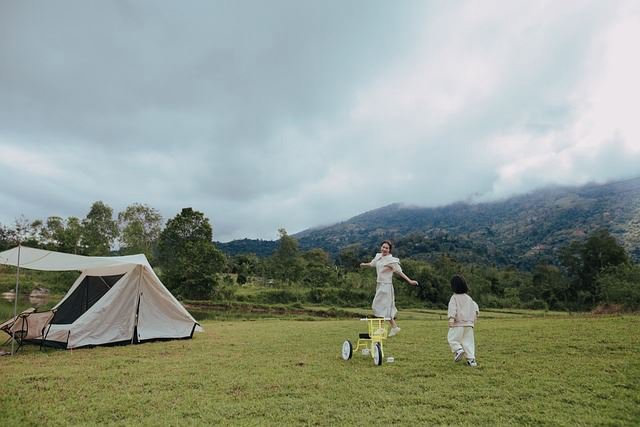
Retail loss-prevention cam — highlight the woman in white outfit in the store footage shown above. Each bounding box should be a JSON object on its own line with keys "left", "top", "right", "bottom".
{"left": 360, "top": 240, "right": 418, "bottom": 336}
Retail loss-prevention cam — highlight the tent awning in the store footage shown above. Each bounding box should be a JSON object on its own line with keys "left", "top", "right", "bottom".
{"left": 0, "top": 246, "right": 150, "bottom": 271}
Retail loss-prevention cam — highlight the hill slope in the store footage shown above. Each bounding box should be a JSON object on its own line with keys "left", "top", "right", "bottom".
{"left": 220, "top": 177, "right": 640, "bottom": 268}
{"left": 294, "top": 177, "right": 640, "bottom": 267}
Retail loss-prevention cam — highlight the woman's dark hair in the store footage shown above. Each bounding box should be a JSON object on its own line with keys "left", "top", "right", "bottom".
{"left": 451, "top": 274, "right": 469, "bottom": 294}
{"left": 381, "top": 240, "right": 393, "bottom": 251}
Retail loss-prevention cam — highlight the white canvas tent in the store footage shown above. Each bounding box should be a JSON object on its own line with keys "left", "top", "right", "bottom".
{"left": 0, "top": 246, "right": 201, "bottom": 349}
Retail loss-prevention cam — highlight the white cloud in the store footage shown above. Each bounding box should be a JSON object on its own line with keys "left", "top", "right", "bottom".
{"left": 1, "top": 1, "right": 639, "bottom": 241}
{"left": 0, "top": 142, "right": 62, "bottom": 178}
{"left": 485, "top": 1, "right": 640, "bottom": 199}
{"left": 572, "top": 2, "right": 640, "bottom": 154}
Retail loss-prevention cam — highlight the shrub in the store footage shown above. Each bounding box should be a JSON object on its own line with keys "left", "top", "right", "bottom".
{"left": 306, "top": 287, "right": 340, "bottom": 305}
{"left": 522, "top": 298, "right": 549, "bottom": 311}
{"left": 257, "top": 289, "right": 300, "bottom": 304}
{"left": 211, "top": 285, "right": 237, "bottom": 302}
{"left": 597, "top": 264, "right": 640, "bottom": 311}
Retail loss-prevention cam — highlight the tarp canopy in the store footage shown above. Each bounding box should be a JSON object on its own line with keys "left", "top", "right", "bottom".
{"left": 0, "top": 246, "right": 150, "bottom": 271}
{"left": 0, "top": 246, "right": 201, "bottom": 349}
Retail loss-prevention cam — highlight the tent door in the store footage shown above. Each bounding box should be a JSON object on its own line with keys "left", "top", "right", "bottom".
{"left": 131, "top": 265, "right": 144, "bottom": 344}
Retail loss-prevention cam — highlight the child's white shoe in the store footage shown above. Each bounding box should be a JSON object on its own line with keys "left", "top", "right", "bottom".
{"left": 389, "top": 326, "right": 401, "bottom": 337}
{"left": 454, "top": 349, "right": 464, "bottom": 362}
{"left": 467, "top": 359, "right": 477, "bottom": 367}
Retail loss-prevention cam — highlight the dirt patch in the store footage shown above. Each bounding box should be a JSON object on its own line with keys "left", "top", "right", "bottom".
{"left": 591, "top": 304, "right": 626, "bottom": 315}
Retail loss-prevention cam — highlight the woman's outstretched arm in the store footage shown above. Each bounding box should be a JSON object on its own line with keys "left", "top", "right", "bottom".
{"left": 395, "top": 270, "right": 418, "bottom": 286}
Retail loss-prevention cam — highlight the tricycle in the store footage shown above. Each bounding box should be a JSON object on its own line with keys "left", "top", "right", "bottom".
{"left": 341, "top": 317, "right": 391, "bottom": 366}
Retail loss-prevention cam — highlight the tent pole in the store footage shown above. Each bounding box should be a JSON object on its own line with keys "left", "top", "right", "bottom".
{"left": 11, "top": 243, "right": 22, "bottom": 356}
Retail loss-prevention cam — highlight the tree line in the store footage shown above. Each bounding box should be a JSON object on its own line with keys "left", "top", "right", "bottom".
{"left": 0, "top": 201, "right": 160, "bottom": 259}
{"left": 1, "top": 201, "right": 638, "bottom": 311}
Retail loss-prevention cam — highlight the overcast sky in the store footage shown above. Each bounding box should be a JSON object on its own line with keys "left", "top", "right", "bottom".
{"left": 1, "top": 0, "right": 639, "bottom": 242}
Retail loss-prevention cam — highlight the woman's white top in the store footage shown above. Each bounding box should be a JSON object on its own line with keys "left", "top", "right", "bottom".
{"left": 367, "top": 253, "right": 402, "bottom": 283}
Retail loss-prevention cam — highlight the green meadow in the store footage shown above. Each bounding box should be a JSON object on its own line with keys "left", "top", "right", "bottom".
{"left": 1, "top": 311, "right": 638, "bottom": 426}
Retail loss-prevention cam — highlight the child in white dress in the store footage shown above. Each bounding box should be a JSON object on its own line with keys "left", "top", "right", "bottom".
{"left": 360, "top": 240, "right": 418, "bottom": 336}
{"left": 447, "top": 274, "right": 479, "bottom": 367}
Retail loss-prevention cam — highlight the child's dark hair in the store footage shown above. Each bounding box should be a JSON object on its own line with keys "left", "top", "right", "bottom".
{"left": 451, "top": 274, "right": 469, "bottom": 294}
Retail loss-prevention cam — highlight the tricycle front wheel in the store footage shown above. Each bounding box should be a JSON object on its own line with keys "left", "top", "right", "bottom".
{"left": 373, "top": 342, "right": 383, "bottom": 366}
{"left": 341, "top": 340, "right": 353, "bottom": 360}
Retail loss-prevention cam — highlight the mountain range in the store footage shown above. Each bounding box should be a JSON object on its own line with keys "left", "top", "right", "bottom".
{"left": 217, "top": 176, "right": 640, "bottom": 268}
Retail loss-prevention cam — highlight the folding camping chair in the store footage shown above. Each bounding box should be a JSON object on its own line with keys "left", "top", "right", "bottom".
{"left": 0, "top": 308, "right": 54, "bottom": 353}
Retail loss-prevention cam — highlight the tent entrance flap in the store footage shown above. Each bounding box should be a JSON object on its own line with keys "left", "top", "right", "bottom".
{"left": 51, "top": 274, "right": 124, "bottom": 325}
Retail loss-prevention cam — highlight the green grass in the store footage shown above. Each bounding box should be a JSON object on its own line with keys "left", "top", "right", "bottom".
{"left": 184, "top": 301, "right": 365, "bottom": 321}
{"left": 1, "top": 314, "right": 639, "bottom": 426}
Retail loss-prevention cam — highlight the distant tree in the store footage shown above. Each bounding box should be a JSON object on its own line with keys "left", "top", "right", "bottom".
{"left": 13, "top": 215, "right": 37, "bottom": 246}
{"left": 301, "top": 248, "right": 337, "bottom": 287}
{"left": 337, "top": 244, "right": 367, "bottom": 272}
{"left": 432, "top": 255, "right": 461, "bottom": 282}
{"left": 275, "top": 228, "right": 299, "bottom": 260}
{"left": 30, "top": 219, "right": 45, "bottom": 246}
{"left": 525, "top": 264, "right": 570, "bottom": 310}
{"left": 158, "top": 208, "right": 225, "bottom": 299}
{"left": 271, "top": 228, "right": 304, "bottom": 282}
{"left": 560, "top": 229, "right": 629, "bottom": 308}
{"left": 0, "top": 223, "right": 16, "bottom": 251}
{"left": 580, "top": 229, "right": 629, "bottom": 304}
{"left": 40, "top": 216, "right": 83, "bottom": 253}
{"left": 558, "top": 240, "right": 585, "bottom": 306}
{"left": 64, "top": 217, "right": 83, "bottom": 254}
{"left": 228, "top": 254, "right": 261, "bottom": 285}
{"left": 40, "top": 216, "right": 65, "bottom": 250}
{"left": 82, "top": 202, "right": 119, "bottom": 255}
{"left": 302, "top": 248, "right": 331, "bottom": 266}
{"left": 596, "top": 264, "right": 640, "bottom": 310}
{"left": 402, "top": 260, "right": 444, "bottom": 306}
{"left": 118, "top": 203, "right": 162, "bottom": 261}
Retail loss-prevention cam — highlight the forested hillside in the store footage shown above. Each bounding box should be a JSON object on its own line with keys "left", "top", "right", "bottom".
{"left": 290, "top": 177, "right": 640, "bottom": 269}
{"left": 216, "top": 238, "right": 278, "bottom": 257}
{"left": 2, "top": 184, "right": 638, "bottom": 312}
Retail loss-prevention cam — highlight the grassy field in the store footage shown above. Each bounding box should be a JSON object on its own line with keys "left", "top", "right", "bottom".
{"left": 1, "top": 313, "right": 638, "bottom": 426}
